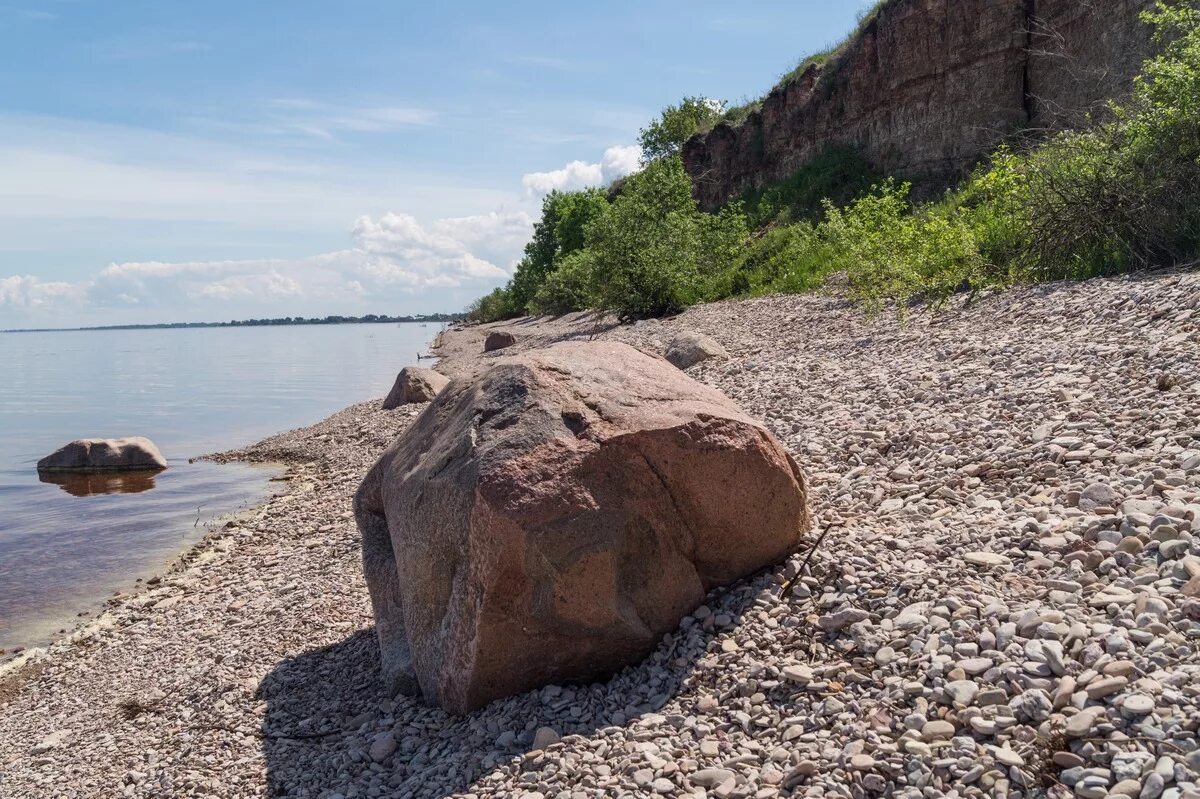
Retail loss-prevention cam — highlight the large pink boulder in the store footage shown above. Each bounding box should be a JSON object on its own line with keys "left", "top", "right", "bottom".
{"left": 355, "top": 340, "right": 809, "bottom": 713}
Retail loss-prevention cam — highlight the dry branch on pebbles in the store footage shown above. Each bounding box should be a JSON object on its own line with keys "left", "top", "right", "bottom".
{"left": 0, "top": 272, "right": 1198, "bottom": 799}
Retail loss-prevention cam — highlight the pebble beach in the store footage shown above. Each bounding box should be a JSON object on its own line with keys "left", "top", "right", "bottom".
{"left": 1, "top": 271, "right": 1198, "bottom": 798}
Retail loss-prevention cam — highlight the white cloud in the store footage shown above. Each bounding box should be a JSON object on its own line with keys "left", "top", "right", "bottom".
{"left": 263, "top": 100, "right": 439, "bottom": 140}
{"left": 0, "top": 275, "right": 84, "bottom": 309}
{"left": 1, "top": 210, "right": 532, "bottom": 325}
{"left": 351, "top": 209, "right": 531, "bottom": 283}
{"left": 521, "top": 144, "right": 642, "bottom": 196}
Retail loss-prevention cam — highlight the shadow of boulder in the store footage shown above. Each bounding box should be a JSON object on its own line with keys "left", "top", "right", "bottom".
{"left": 258, "top": 571, "right": 779, "bottom": 798}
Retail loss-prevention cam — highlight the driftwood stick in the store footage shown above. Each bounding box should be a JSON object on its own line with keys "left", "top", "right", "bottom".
{"left": 781, "top": 520, "right": 842, "bottom": 599}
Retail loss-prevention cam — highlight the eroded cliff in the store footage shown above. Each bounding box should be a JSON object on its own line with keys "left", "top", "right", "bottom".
{"left": 683, "top": 0, "right": 1156, "bottom": 209}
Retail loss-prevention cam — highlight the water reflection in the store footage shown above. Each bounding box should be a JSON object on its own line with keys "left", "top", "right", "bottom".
{"left": 38, "top": 470, "right": 160, "bottom": 497}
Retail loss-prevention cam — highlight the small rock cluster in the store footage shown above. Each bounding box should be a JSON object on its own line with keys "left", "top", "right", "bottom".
{"left": 0, "top": 271, "right": 1197, "bottom": 798}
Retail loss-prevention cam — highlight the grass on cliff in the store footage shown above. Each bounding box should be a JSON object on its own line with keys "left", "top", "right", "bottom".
{"left": 468, "top": 2, "right": 1199, "bottom": 323}
{"left": 709, "top": 1, "right": 890, "bottom": 132}
{"left": 776, "top": 1, "right": 887, "bottom": 90}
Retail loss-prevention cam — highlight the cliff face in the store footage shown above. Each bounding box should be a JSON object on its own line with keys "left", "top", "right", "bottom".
{"left": 682, "top": 0, "right": 1155, "bottom": 210}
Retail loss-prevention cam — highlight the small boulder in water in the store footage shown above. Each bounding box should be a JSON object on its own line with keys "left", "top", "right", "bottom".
{"left": 382, "top": 367, "right": 450, "bottom": 409}
{"left": 37, "top": 437, "right": 167, "bottom": 472}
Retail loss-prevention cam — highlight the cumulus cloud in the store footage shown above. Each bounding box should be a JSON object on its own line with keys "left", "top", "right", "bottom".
{"left": 85, "top": 209, "right": 532, "bottom": 307}
{"left": 1, "top": 210, "right": 533, "bottom": 324}
{"left": 521, "top": 144, "right": 642, "bottom": 197}
{"left": 0, "top": 275, "right": 84, "bottom": 309}
{"left": 86, "top": 259, "right": 323, "bottom": 308}
{"left": 350, "top": 209, "right": 531, "bottom": 285}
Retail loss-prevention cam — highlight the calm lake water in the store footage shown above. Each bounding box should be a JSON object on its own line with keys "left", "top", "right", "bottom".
{"left": 0, "top": 322, "right": 433, "bottom": 654}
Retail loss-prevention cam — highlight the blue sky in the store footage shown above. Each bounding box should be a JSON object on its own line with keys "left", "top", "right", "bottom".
{"left": 1, "top": 1, "right": 869, "bottom": 326}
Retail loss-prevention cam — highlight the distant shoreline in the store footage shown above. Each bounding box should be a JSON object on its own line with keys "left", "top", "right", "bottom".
{"left": 1, "top": 313, "right": 465, "bottom": 334}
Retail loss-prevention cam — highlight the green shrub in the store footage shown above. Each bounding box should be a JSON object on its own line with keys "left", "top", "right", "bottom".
{"left": 817, "top": 180, "right": 985, "bottom": 312}
{"left": 1016, "top": 130, "right": 1144, "bottom": 279}
{"left": 587, "top": 156, "right": 705, "bottom": 318}
{"left": 740, "top": 145, "right": 881, "bottom": 226}
{"left": 507, "top": 188, "right": 609, "bottom": 314}
{"left": 696, "top": 202, "right": 751, "bottom": 300}
{"left": 718, "top": 100, "right": 762, "bottom": 128}
{"left": 1014, "top": 1, "right": 1200, "bottom": 278}
{"left": 775, "top": 2, "right": 887, "bottom": 90}
{"left": 744, "top": 223, "right": 833, "bottom": 295}
{"left": 466, "top": 286, "right": 517, "bottom": 323}
{"left": 937, "top": 147, "right": 1032, "bottom": 280}
{"left": 529, "top": 250, "right": 598, "bottom": 315}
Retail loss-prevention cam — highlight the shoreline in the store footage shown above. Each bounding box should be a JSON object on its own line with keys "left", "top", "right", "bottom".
{"left": 0, "top": 389, "right": 420, "bottom": 688}
{"left": 0, "top": 459, "right": 280, "bottom": 661}
{"left": 0, "top": 305, "right": 457, "bottom": 688}
{"left": 0, "top": 321, "right": 437, "bottom": 670}
{"left": 2, "top": 271, "right": 1198, "bottom": 798}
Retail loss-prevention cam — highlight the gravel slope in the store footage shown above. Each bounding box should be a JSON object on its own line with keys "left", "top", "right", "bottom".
{"left": 1, "top": 272, "right": 1198, "bottom": 799}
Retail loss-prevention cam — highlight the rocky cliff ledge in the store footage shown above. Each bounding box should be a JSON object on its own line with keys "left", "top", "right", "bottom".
{"left": 683, "top": 0, "right": 1155, "bottom": 209}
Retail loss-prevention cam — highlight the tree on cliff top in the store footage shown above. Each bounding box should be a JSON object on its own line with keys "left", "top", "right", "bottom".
{"left": 638, "top": 97, "right": 724, "bottom": 162}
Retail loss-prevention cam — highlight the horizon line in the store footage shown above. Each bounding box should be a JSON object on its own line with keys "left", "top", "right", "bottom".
{"left": 1, "top": 311, "right": 465, "bottom": 334}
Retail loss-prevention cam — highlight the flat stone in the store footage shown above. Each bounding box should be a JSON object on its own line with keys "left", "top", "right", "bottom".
{"left": 29, "top": 730, "right": 70, "bottom": 755}
{"left": 1086, "top": 676, "right": 1129, "bottom": 699}
{"left": 921, "top": 719, "right": 957, "bottom": 741}
{"left": 957, "top": 657, "right": 994, "bottom": 676}
{"left": 1079, "top": 482, "right": 1119, "bottom": 512}
{"left": 1065, "top": 709, "right": 1101, "bottom": 737}
{"left": 691, "top": 768, "right": 735, "bottom": 788}
{"left": 1053, "top": 752, "right": 1085, "bottom": 769}
{"left": 1120, "top": 694, "right": 1155, "bottom": 716}
{"left": 1104, "top": 660, "right": 1136, "bottom": 677}
{"left": 1112, "top": 779, "right": 1142, "bottom": 797}
{"left": 992, "top": 747, "right": 1024, "bottom": 767}
{"left": 963, "top": 551, "right": 1011, "bottom": 567}
{"left": 976, "top": 688, "right": 1009, "bottom": 706}
{"left": 849, "top": 754, "right": 876, "bottom": 770}
{"left": 969, "top": 717, "right": 998, "bottom": 735}
{"left": 1122, "top": 499, "right": 1161, "bottom": 517}
{"left": 818, "top": 608, "right": 869, "bottom": 632}
{"left": 782, "top": 664, "right": 813, "bottom": 684}
{"left": 944, "top": 679, "right": 978, "bottom": 705}
{"left": 1160, "top": 539, "right": 1190, "bottom": 559}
